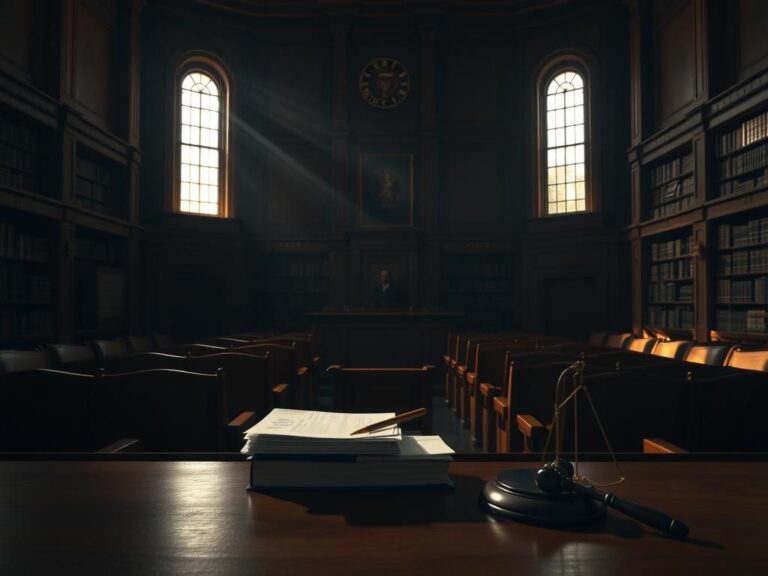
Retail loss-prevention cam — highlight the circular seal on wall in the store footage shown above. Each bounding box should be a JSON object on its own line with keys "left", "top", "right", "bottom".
{"left": 359, "top": 58, "right": 410, "bottom": 109}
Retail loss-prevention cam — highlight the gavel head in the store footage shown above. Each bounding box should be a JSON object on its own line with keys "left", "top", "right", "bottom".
{"left": 536, "top": 459, "right": 575, "bottom": 494}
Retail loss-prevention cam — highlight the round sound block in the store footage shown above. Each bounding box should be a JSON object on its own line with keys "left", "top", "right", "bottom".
{"left": 481, "top": 468, "right": 605, "bottom": 527}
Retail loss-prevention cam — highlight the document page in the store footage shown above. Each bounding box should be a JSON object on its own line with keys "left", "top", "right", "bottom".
{"left": 244, "top": 408, "right": 399, "bottom": 440}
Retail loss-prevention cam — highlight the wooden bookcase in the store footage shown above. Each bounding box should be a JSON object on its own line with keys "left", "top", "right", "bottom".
{"left": 75, "top": 145, "right": 128, "bottom": 220}
{"left": 0, "top": 109, "right": 55, "bottom": 198}
{"left": 0, "top": 211, "right": 55, "bottom": 343}
{"left": 644, "top": 146, "right": 694, "bottom": 221}
{"left": 714, "top": 109, "right": 768, "bottom": 199}
{"left": 440, "top": 253, "right": 515, "bottom": 328}
{"left": 644, "top": 229, "right": 694, "bottom": 333}
{"left": 254, "top": 253, "right": 330, "bottom": 329}
{"left": 713, "top": 210, "right": 768, "bottom": 335}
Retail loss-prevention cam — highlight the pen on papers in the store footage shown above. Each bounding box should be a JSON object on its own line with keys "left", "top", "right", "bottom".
{"left": 350, "top": 407, "right": 428, "bottom": 436}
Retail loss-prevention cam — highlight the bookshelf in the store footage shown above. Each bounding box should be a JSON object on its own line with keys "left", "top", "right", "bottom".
{"left": 715, "top": 109, "right": 768, "bottom": 198}
{"left": 0, "top": 214, "right": 55, "bottom": 343}
{"left": 440, "top": 253, "right": 515, "bottom": 328}
{"left": 644, "top": 147, "right": 694, "bottom": 220}
{"left": 714, "top": 212, "right": 768, "bottom": 334}
{"left": 0, "top": 108, "right": 53, "bottom": 198}
{"left": 254, "top": 253, "right": 330, "bottom": 328}
{"left": 645, "top": 231, "right": 694, "bottom": 332}
{"left": 73, "top": 228, "right": 125, "bottom": 333}
{"left": 75, "top": 146, "right": 128, "bottom": 219}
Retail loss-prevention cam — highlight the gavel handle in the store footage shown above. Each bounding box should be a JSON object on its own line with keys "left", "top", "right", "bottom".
{"left": 569, "top": 481, "right": 689, "bottom": 539}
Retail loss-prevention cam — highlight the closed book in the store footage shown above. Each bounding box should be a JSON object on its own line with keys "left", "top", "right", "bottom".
{"left": 247, "top": 436, "right": 454, "bottom": 489}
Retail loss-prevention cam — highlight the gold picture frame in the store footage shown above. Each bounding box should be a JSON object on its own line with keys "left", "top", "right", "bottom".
{"left": 358, "top": 153, "right": 414, "bottom": 228}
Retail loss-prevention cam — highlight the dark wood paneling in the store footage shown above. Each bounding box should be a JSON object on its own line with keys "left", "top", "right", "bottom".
{"left": 654, "top": 0, "right": 695, "bottom": 126}
{"left": 443, "top": 41, "right": 498, "bottom": 127}
{"left": 737, "top": 0, "right": 768, "bottom": 80}
{"left": 266, "top": 147, "right": 332, "bottom": 229}
{"left": 0, "top": 0, "right": 32, "bottom": 78}
{"left": 443, "top": 143, "right": 500, "bottom": 227}
{"left": 73, "top": 0, "right": 116, "bottom": 129}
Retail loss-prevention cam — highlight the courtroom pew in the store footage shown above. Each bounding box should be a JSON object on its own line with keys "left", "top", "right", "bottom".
{"left": 98, "top": 368, "right": 253, "bottom": 452}
{"left": 46, "top": 343, "right": 98, "bottom": 370}
{"left": 160, "top": 343, "right": 228, "bottom": 357}
{"left": 125, "top": 336, "right": 155, "bottom": 354}
{"left": 327, "top": 365, "right": 435, "bottom": 433}
{"left": 218, "top": 342, "right": 308, "bottom": 409}
{"left": 91, "top": 339, "right": 130, "bottom": 361}
{"left": 105, "top": 351, "right": 281, "bottom": 421}
{"left": 685, "top": 344, "right": 733, "bottom": 365}
{"left": 0, "top": 349, "right": 48, "bottom": 373}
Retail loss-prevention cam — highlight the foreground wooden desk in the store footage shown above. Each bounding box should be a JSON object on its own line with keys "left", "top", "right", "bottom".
{"left": 1, "top": 459, "right": 766, "bottom": 575}
{"left": 308, "top": 310, "right": 463, "bottom": 367}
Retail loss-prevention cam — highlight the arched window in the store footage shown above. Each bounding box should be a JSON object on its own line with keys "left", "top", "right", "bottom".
{"left": 542, "top": 68, "right": 588, "bottom": 215}
{"left": 176, "top": 62, "right": 228, "bottom": 216}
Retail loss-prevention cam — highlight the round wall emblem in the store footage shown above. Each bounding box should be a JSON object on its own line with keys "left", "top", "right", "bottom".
{"left": 359, "top": 58, "right": 410, "bottom": 109}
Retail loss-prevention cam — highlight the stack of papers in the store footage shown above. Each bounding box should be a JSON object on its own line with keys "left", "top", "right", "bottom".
{"left": 242, "top": 409, "right": 455, "bottom": 488}
{"left": 241, "top": 408, "right": 403, "bottom": 455}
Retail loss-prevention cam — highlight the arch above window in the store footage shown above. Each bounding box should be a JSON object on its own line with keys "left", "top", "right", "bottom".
{"left": 538, "top": 61, "right": 591, "bottom": 217}
{"left": 173, "top": 55, "right": 230, "bottom": 217}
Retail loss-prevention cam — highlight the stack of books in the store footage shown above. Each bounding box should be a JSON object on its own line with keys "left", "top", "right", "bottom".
{"left": 242, "top": 408, "right": 454, "bottom": 488}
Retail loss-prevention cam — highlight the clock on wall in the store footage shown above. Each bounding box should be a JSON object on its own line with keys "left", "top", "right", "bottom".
{"left": 359, "top": 58, "right": 411, "bottom": 109}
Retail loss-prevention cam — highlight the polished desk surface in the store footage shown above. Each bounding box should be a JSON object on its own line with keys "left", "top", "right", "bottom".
{"left": 1, "top": 459, "right": 766, "bottom": 575}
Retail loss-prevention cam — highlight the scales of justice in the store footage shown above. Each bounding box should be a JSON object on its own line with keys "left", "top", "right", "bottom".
{"left": 480, "top": 358, "right": 689, "bottom": 539}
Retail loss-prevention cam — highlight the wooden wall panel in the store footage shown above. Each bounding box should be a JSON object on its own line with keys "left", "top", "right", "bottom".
{"left": 443, "top": 144, "right": 500, "bottom": 227}
{"left": 73, "top": 0, "right": 116, "bottom": 129}
{"left": 737, "top": 0, "right": 768, "bottom": 79}
{"left": 266, "top": 45, "right": 330, "bottom": 136}
{"left": 266, "top": 147, "right": 331, "bottom": 228}
{"left": 443, "top": 42, "right": 498, "bottom": 127}
{"left": 654, "top": 0, "right": 695, "bottom": 126}
{"left": 0, "top": 0, "right": 31, "bottom": 78}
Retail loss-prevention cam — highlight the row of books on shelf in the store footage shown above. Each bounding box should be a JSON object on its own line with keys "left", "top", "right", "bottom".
{"left": 0, "top": 222, "right": 48, "bottom": 261}
{"left": 443, "top": 262, "right": 514, "bottom": 278}
{"left": 0, "top": 307, "right": 52, "bottom": 338}
{"left": 0, "top": 265, "right": 51, "bottom": 302}
{"left": 260, "top": 259, "right": 330, "bottom": 278}
{"left": 0, "top": 165, "right": 39, "bottom": 193}
{"left": 718, "top": 141, "right": 768, "bottom": 180}
{"left": 650, "top": 177, "right": 694, "bottom": 206}
{"left": 716, "top": 110, "right": 768, "bottom": 157}
{"left": 650, "top": 194, "right": 694, "bottom": 219}
{"left": 718, "top": 249, "right": 768, "bottom": 275}
{"left": 648, "top": 282, "right": 693, "bottom": 303}
{"left": 717, "top": 170, "right": 768, "bottom": 197}
{"left": 76, "top": 157, "right": 115, "bottom": 186}
{"left": 649, "top": 260, "right": 693, "bottom": 281}
{"left": 716, "top": 309, "right": 767, "bottom": 333}
{"left": 0, "top": 116, "right": 39, "bottom": 151}
{"left": 442, "top": 279, "right": 514, "bottom": 292}
{"left": 74, "top": 238, "right": 121, "bottom": 263}
{"left": 647, "top": 305, "right": 693, "bottom": 330}
{"left": 718, "top": 219, "right": 768, "bottom": 249}
{"left": 256, "top": 277, "right": 330, "bottom": 292}
{"left": 0, "top": 141, "right": 38, "bottom": 175}
{"left": 650, "top": 152, "right": 693, "bottom": 187}
{"left": 651, "top": 237, "right": 692, "bottom": 261}
{"left": 716, "top": 277, "right": 768, "bottom": 304}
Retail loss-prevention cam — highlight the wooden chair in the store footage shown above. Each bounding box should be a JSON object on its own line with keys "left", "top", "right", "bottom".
{"left": 587, "top": 332, "right": 610, "bottom": 347}
{"left": 626, "top": 337, "right": 658, "bottom": 354}
{"left": 99, "top": 368, "right": 254, "bottom": 451}
{"left": 684, "top": 344, "right": 732, "bottom": 366}
{"left": 726, "top": 349, "right": 768, "bottom": 372}
{"left": 227, "top": 343, "right": 308, "bottom": 409}
{"left": 45, "top": 343, "right": 97, "bottom": 369}
{"left": 604, "top": 333, "right": 631, "bottom": 349}
{"left": 92, "top": 339, "right": 130, "bottom": 361}
{"left": 125, "top": 336, "right": 154, "bottom": 354}
{"left": 643, "top": 438, "right": 687, "bottom": 454}
{"left": 651, "top": 340, "right": 692, "bottom": 360}
{"left": 0, "top": 350, "right": 49, "bottom": 373}
{"left": 327, "top": 365, "right": 435, "bottom": 433}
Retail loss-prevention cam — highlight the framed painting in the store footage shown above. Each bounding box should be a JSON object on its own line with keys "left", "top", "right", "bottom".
{"left": 358, "top": 153, "right": 414, "bottom": 227}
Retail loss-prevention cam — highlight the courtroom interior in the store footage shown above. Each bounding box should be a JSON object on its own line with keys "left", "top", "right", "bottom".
{"left": 2, "top": 0, "right": 768, "bottom": 455}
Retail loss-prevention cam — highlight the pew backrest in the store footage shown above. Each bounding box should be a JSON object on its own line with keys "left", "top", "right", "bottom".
{"left": 0, "top": 349, "right": 49, "bottom": 373}
{"left": 45, "top": 343, "right": 97, "bottom": 368}
{"left": 684, "top": 344, "right": 732, "bottom": 366}
{"left": 726, "top": 349, "right": 768, "bottom": 372}
{"left": 651, "top": 340, "right": 692, "bottom": 360}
